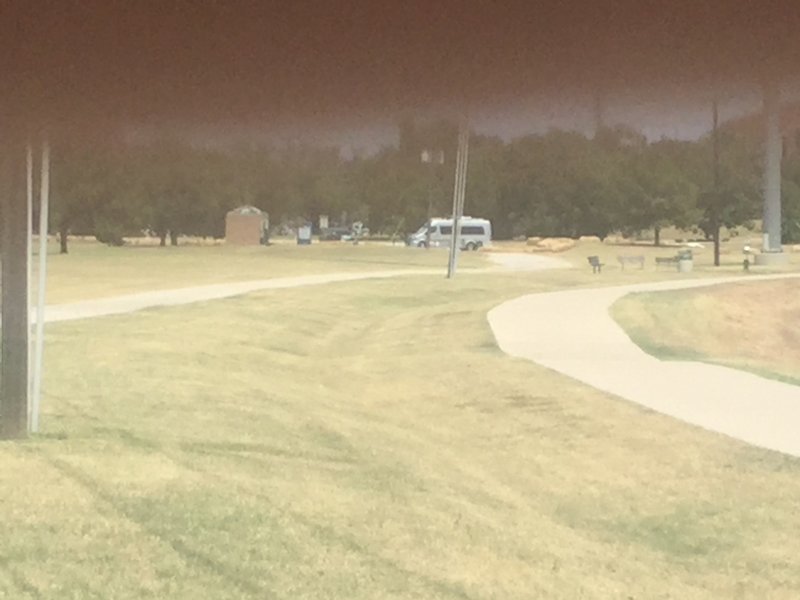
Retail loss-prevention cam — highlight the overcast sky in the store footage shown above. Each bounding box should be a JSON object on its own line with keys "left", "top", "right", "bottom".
{"left": 5, "top": 1, "right": 800, "bottom": 144}
{"left": 137, "top": 81, "right": 800, "bottom": 159}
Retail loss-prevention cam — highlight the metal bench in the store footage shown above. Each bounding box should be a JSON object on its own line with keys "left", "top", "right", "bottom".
{"left": 617, "top": 255, "right": 645, "bottom": 270}
{"left": 655, "top": 256, "right": 679, "bottom": 270}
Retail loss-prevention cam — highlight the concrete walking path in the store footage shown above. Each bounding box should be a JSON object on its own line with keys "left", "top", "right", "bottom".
{"left": 42, "top": 269, "right": 437, "bottom": 323}
{"left": 487, "top": 274, "right": 800, "bottom": 457}
{"left": 37, "top": 253, "right": 800, "bottom": 455}
{"left": 42, "top": 252, "right": 568, "bottom": 324}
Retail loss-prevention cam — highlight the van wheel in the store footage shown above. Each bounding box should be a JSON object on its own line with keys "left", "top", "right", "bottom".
{"left": 473, "top": 242, "right": 482, "bottom": 251}
{"left": 465, "top": 242, "right": 476, "bottom": 251}
{"left": 417, "top": 240, "right": 428, "bottom": 248}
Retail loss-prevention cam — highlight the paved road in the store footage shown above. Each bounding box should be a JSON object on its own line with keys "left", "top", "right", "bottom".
{"left": 488, "top": 274, "right": 800, "bottom": 457}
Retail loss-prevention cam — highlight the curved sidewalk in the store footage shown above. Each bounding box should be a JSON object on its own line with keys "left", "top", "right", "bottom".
{"left": 42, "top": 269, "right": 437, "bottom": 323}
{"left": 487, "top": 274, "right": 800, "bottom": 457}
{"left": 42, "top": 254, "right": 570, "bottom": 323}
{"left": 42, "top": 252, "right": 569, "bottom": 324}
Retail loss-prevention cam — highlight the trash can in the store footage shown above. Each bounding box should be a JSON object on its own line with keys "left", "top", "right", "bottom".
{"left": 677, "top": 250, "right": 693, "bottom": 273}
{"left": 297, "top": 225, "right": 312, "bottom": 245}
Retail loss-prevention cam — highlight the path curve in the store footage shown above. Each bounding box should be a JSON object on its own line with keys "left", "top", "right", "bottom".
{"left": 43, "top": 269, "right": 437, "bottom": 323}
{"left": 43, "top": 252, "right": 568, "bottom": 324}
{"left": 487, "top": 274, "right": 800, "bottom": 457}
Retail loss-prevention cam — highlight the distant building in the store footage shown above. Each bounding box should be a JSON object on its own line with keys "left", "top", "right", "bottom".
{"left": 225, "top": 206, "right": 269, "bottom": 246}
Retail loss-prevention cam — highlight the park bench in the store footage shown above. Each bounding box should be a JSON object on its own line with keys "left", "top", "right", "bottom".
{"left": 655, "top": 256, "right": 679, "bottom": 270}
{"left": 617, "top": 255, "right": 645, "bottom": 270}
{"left": 656, "top": 250, "right": 693, "bottom": 271}
{"left": 587, "top": 255, "right": 604, "bottom": 274}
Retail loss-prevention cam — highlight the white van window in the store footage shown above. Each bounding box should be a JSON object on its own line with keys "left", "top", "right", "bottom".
{"left": 461, "top": 225, "right": 485, "bottom": 235}
{"left": 440, "top": 225, "right": 453, "bottom": 235}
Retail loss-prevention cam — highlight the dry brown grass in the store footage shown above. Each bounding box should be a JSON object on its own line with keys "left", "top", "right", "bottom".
{"left": 488, "top": 237, "right": 800, "bottom": 274}
{"left": 2, "top": 268, "right": 800, "bottom": 598}
{"left": 38, "top": 240, "right": 487, "bottom": 304}
{"left": 612, "top": 279, "right": 800, "bottom": 384}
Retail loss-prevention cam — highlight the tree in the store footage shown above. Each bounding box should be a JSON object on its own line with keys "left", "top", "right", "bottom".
{"left": 47, "top": 117, "right": 771, "bottom": 254}
{"left": 465, "top": 134, "right": 504, "bottom": 232}
{"left": 694, "top": 131, "right": 761, "bottom": 263}
{"left": 781, "top": 156, "right": 800, "bottom": 243}
{"left": 125, "top": 141, "right": 216, "bottom": 245}
{"left": 495, "top": 129, "right": 636, "bottom": 239}
{"left": 50, "top": 140, "right": 122, "bottom": 253}
{"left": 619, "top": 140, "right": 700, "bottom": 245}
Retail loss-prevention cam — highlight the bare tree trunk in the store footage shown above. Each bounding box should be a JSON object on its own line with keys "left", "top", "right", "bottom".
{"left": 59, "top": 223, "right": 69, "bottom": 254}
{"left": 713, "top": 224, "right": 721, "bottom": 267}
{"left": 654, "top": 226, "right": 661, "bottom": 247}
{"left": 159, "top": 230, "right": 167, "bottom": 247}
{"left": 169, "top": 230, "right": 178, "bottom": 246}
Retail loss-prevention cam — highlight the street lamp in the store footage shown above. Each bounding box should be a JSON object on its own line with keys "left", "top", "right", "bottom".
{"left": 447, "top": 120, "right": 470, "bottom": 279}
{"left": 420, "top": 147, "right": 444, "bottom": 248}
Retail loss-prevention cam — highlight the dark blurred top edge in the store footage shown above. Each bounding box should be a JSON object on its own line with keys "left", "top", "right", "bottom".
{"left": 1, "top": 0, "right": 799, "bottom": 129}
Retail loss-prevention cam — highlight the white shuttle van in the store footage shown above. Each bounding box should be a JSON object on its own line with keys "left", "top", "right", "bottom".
{"left": 406, "top": 217, "right": 492, "bottom": 250}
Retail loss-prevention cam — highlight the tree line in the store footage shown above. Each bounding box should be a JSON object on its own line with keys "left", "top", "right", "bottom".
{"left": 49, "top": 119, "right": 800, "bottom": 254}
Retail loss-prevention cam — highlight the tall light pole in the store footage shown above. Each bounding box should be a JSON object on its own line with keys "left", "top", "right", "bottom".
{"left": 754, "top": 81, "right": 789, "bottom": 265}
{"left": 762, "top": 82, "right": 783, "bottom": 254}
{"left": 31, "top": 140, "right": 50, "bottom": 433}
{"left": 420, "top": 148, "right": 444, "bottom": 249}
{"left": 447, "top": 119, "right": 469, "bottom": 279}
{"left": 26, "top": 145, "right": 34, "bottom": 412}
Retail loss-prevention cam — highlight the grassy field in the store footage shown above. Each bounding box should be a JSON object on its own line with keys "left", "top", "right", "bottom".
{"left": 491, "top": 237, "right": 800, "bottom": 277}
{"left": 612, "top": 279, "right": 800, "bottom": 385}
{"left": 38, "top": 240, "right": 489, "bottom": 304}
{"left": 537, "top": 239, "right": 799, "bottom": 272}
{"left": 38, "top": 237, "right": 800, "bottom": 305}
{"left": 3, "top": 253, "right": 800, "bottom": 598}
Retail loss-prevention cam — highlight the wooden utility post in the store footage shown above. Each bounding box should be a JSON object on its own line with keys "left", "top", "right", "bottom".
{"left": 1, "top": 142, "right": 29, "bottom": 439}
{"left": 712, "top": 99, "right": 721, "bottom": 267}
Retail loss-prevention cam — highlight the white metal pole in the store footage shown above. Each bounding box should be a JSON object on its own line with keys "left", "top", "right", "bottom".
{"left": 31, "top": 140, "right": 49, "bottom": 433}
{"left": 447, "top": 125, "right": 465, "bottom": 278}
{"left": 450, "top": 129, "right": 464, "bottom": 277}
{"left": 762, "top": 83, "right": 782, "bottom": 253}
{"left": 25, "top": 144, "right": 34, "bottom": 429}
{"left": 453, "top": 123, "right": 469, "bottom": 275}
{"left": 447, "top": 121, "right": 469, "bottom": 279}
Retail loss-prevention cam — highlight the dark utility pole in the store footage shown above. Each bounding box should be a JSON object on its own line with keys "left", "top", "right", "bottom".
{"left": 1, "top": 141, "right": 29, "bottom": 439}
{"left": 712, "top": 99, "right": 721, "bottom": 267}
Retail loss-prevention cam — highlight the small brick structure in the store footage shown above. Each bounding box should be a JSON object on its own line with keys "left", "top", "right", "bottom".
{"left": 225, "top": 206, "right": 268, "bottom": 246}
